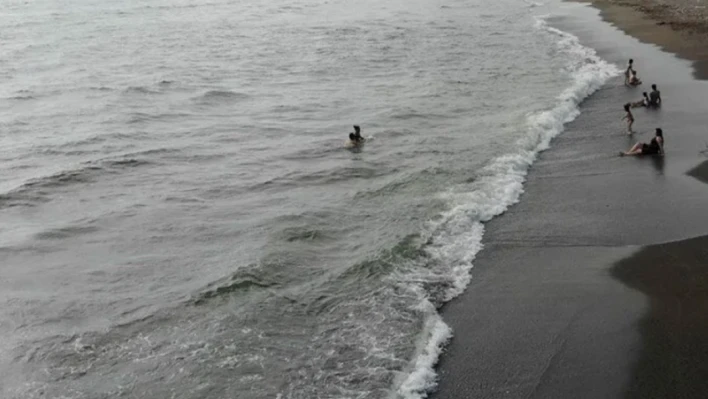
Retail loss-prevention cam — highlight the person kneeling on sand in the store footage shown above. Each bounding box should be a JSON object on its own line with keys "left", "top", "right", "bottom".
{"left": 631, "top": 92, "right": 650, "bottom": 108}
{"left": 620, "top": 128, "right": 664, "bottom": 156}
{"left": 649, "top": 84, "right": 662, "bottom": 107}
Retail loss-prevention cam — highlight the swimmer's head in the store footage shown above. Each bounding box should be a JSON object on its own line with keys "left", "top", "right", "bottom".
{"left": 643, "top": 92, "right": 648, "bottom": 96}
{"left": 651, "top": 84, "right": 657, "bottom": 90}
{"left": 624, "top": 103, "right": 630, "bottom": 112}
{"left": 629, "top": 59, "right": 633, "bottom": 64}
{"left": 656, "top": 128, "right": 663, "bottom": 137}
{"left": 349, "top": 133, "right": 355, "bottom": 140}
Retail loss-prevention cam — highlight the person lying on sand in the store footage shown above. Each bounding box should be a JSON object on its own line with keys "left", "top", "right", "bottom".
{"left": 649, "top": 84, "right": 662, "bottom": 107}
{"left": 620, "top": 128, "right": 664, "bottom": 156}
{"left": 622, "top": 103, "right": 634, "bottom": 134}
{"left": 631, "top": 92, "right": 650, "bottom": 108}
{"left": 624, "top": 58, "right": 634, "bottom": 86}
{"left": 629, "top": 70, "right": 642, "bottom": 86}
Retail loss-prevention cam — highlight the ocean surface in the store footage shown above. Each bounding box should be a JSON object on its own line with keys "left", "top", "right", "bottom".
{"left": 0, "top": 0, "right": 618, "bottom": 397}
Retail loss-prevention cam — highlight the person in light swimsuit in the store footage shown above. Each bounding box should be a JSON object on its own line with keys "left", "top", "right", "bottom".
{"left": 622, "top": 103, "right": 634, "bottom": 134}
{"left": 624, "top": 59, "right": 634, "bottom": 86}
{"left": 631, "top": 92, "right": 650, "bottom": 108}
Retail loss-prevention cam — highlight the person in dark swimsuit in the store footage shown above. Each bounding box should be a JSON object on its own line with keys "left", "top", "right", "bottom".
{"left": 622, "top": 103, "right": 634, "bottom": 134}
{"left": 620, "top": 128, "right": 664, "bottom": 156}
{"left": 648, "top": 84, "right": 661, "bottom": 107}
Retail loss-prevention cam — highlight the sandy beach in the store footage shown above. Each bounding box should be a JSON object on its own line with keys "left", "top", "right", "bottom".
{"left": 580, "top": 0, "right": 708, "bottom": 78}
{"left": 433, "top": 1, "right": 708, "bottom": 398}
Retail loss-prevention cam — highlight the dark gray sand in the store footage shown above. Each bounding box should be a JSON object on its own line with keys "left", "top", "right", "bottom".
{"left": 434, "top": 243, "right": 643, "bottom": 399}
{"left": 433, "top": 3, "right": 708, "bottom": 398}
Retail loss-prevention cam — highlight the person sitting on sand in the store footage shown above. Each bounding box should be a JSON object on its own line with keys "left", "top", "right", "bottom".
{"left": 629, "top": 70, "right": 642, "bottom": 86}
{"left": 622, "top": 103, "right": 634, "bottom": 134}
{"left": 624, "top": 59, "right": 634, "bottom": 86}
{"left": 620, "top": 128, "right": 664, "bottom": 156}
{"left": 649, "top": 84, "right": 662, "bottom": 107}
{"left": 631, "top": 92, "right": 650, "bottom": 108}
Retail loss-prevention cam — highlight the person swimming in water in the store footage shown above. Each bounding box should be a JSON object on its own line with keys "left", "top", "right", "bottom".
{"left": 622, "top": 103, "right": 634, "bottom": 134}
{"left": 353, "top": 125, "right": 364, "bottom": 141}
{"left": 620, "top": 128, "right": 664, "bottom": 156}
{"left": 347, "top": 125, "right": 365, "bottom": 147}
{"left": 648, "top": 84, "right": 662, "bottom": 107}
{"left": 631, "top": 92, "right": 650, "bottom": 108}
{"left": 624, "top": 59, "right": 634, "bottom": 86}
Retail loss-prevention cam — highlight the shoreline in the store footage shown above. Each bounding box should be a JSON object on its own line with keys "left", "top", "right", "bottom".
{"left": 432, "top": 1, "right": 708, "bottom": 398}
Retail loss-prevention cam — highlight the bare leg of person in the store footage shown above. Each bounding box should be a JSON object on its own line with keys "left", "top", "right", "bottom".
{"left": 621, "top": 142, "right": 644, "bottom": 156}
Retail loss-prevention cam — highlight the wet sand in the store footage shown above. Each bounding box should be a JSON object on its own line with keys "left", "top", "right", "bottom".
{"left": 433, "top": 2, "right": 708, "bottom": 398}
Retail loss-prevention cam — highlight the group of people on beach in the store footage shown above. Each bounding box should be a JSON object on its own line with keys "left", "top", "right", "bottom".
{"left": 620, "top": 59, "right": 664, "bottom": 156}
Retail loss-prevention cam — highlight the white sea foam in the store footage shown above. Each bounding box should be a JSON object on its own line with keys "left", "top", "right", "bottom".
{"left": 395, "top": 307, "right": 452, "bottom": 399}
{"left": 394, "top": 17, "right": 620, "bottom": 399}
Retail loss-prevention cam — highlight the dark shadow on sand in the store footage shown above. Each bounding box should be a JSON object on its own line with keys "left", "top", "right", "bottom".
{"left": 611, "top": 235, "right": 708, "bottom": 398}
{"left": 687, "top": 159, "right": 708, "bottom": 185}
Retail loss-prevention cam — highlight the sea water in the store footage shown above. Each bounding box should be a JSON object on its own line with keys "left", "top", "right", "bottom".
{"left": 0, "top": 0, "right": 617, "bottom": 397}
